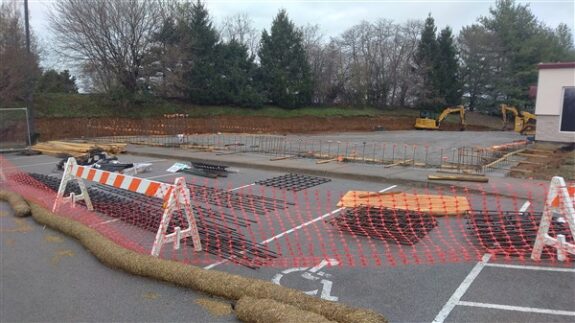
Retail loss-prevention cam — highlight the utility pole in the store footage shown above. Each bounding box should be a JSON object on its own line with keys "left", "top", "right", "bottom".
{"left": 24, "top": 0, "right": 37, "bottom": 144}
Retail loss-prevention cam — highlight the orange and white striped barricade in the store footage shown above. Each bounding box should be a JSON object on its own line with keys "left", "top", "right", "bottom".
{"left": 531, "top": 176, "right": 575, "bottom": 261}
{"left": 53, "top": 157, "right": 202, "bottom": 255}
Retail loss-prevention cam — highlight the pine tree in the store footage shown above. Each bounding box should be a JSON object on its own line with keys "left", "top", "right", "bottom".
{"left": 36, "top": 69, "right": 78, "bottom": 93}
{"left": 478, "top": 0, "right": 574, "bottom": 109}
{"left": 213, "top": 40, "right": 263, "bottom": 107}
{"left": 182, "top": 0, "right": 220, "bottom": 104}
{"left": 258, "top": 10, "right": 312, "bottom": 109}
{"left": 435, "top": 27, "right": 461, "bottom": 106}
{"left": 458, "top": 25, "right": 502, "bottom": 111}
{"left": 415, "top": 14, "right": 442, "bottom": 110}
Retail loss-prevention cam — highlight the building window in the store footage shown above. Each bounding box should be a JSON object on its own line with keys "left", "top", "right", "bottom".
{"left": 560, "top": 87, "right": 575, "bottom": 132}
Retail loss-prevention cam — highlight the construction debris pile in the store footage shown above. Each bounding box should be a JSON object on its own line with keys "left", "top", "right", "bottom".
{"left": 55, "top": 149, "right": 151, "bottom": 175}
{"left": 328, "top": 207, "right": 438, "bottom": 245}
{"left": 11, "top": 173, "right": 279, "bottom": 269}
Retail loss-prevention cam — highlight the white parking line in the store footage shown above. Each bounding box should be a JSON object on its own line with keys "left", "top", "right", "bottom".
{"left": 458, "top": 301, "right": 575, "bottom": 316}
{"left": 204, "top": 184, "right": 398, "bottom": 270}
{"left": 484, "top": 263, "right": 575, "bottom": 272}
{"left": 434, "top": 200, "right": 574, "bottom": 322}
{"left": 228, "top": 183, "right": 255, "bottom": 192}
{"left": 433, "top": 254, "right": 492, "bottom": 323}
{"left": 260, "top": 207, "right": 346, "bottom": 244}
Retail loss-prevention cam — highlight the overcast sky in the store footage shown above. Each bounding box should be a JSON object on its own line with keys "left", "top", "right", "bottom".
{"left": 23, "top": 0, "right": 575, "bottom": 70}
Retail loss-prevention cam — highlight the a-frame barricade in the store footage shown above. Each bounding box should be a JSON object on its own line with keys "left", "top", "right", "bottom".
{"left": 531, "top": 176, "right": 575, "bottom": 261}
{"left": 52, "top": 157, "right": 202, "bottom": 255}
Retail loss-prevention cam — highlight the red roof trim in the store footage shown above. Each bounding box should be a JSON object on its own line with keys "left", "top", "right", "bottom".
{"left": 538, "top": 62, "right": 575, "bottom": 70}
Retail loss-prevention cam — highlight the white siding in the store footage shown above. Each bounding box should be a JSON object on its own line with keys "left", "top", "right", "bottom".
{"left": 535, "top": 68, "right": 575, "bottom": 115}
{"left": 535, "top": 115, "right": 575, "bottom": 143}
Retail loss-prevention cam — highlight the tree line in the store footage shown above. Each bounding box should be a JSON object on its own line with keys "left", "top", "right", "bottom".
{"left": 1, "top": 0, "right": 573, "bottom": 112}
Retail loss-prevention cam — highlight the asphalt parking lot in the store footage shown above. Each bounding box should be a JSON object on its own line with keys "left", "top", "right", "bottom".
{"left": 2, "top": 151, "right": 574, "bottom": 322}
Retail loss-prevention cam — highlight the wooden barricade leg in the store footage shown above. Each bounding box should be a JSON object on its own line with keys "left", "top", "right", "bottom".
{"left": 52, "top": 157, "right": 93, "bottom": 212}
{"left": 531, "top": 176, "right": 575, "bottom": 261}
{"left": 151, "top": 177, "right": 202, "bottom": 256}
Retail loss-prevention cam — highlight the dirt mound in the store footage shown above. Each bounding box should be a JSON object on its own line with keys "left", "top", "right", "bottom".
{"left": 36, "top": 115, "right": 495, "bottom": 141}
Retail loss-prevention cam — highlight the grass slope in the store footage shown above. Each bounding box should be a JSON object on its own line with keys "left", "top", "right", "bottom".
{"left": 12, "top": 94, "right": 501, "bottom": 129}
{"left": 32, "top": 94, "right": 400, "bottom": 118}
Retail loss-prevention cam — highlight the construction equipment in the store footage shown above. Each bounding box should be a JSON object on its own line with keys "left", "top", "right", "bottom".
{"left": 414, "top": 105, "right": 466, "bottom": 130}
{"left": 500, "top": 104, "right": 537, "bottom": 135}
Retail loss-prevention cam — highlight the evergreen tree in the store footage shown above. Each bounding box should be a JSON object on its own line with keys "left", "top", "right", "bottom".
{"left": 415, "top": 14, "right": 442, "bottom": 110}
{"left": 478, "top": 0, "right": 574, "bottom": 109}
{"left": 213, "top": 40, "right": 263, "bottom": 107}
{"left": 36, "top": 69, "right": 78, "bottom": 93}
{"left": 435, "top": 27, "right": 461, "bottom": 105}
{"left": 182, "top": 0, "right": 220, "bottom": 104}
{"left": 458, "top": 25, "right": 502, "bottom": 111}
{"left": 258, "top": 10, "right": 312, "bottom": 108}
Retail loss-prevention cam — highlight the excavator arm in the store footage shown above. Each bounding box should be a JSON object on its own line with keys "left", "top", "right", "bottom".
{"left": 501, "top": 104, "right": 519, "bottom": 130}
{"left": 437, "top": 105, "right": 466, "bottom": 130}
{"left": 501, "top": 104, "right": 536, "bottom": 134}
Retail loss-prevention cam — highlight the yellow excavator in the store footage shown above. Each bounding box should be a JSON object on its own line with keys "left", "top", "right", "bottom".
{"left": 414, "top": 105, "right": 466, "bottom": 130}
{"left": 500, "top": 104, "right": 536, "bottom": 135}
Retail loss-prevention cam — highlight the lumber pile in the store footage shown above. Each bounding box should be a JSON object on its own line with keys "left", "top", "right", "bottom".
{"left": 31, "top": 141, "right": 126, "bottom": 157}
{"left": 337, "top": 190, "right": 470, "bottom": 216}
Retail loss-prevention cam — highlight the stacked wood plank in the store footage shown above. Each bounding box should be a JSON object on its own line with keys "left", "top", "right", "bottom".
{"left": 31, "top": 141, "right": 127, "bottom": 157}
{"left": 337, "top": 190, "right": 470, "bottom": 216}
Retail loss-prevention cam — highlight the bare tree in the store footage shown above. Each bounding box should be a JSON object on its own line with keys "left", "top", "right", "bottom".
{"left": 323, "top": 19, "right": 421, "bottom": 108}
{"left": 220, "top": 13, "right": 259, "bottom": 57}
{"left": 49, "top": 0, "right": 162, "bottom": 94}
{"left": 0, "top": 1, "right": 40, "bottom": 105}
{"left": 301, "top": 24, "right": 327, "bottom": 104}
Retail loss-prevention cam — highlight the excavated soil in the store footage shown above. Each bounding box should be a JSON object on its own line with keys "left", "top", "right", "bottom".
{"left": 509, "top": 143, "right": 575, "bottom": 180}
{"left": 36, "top": 116, "right": 491, "bottom": 141}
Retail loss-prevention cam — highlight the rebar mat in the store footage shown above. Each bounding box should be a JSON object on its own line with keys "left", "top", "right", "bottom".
{"left": 191, "top": 161, "right": 229, "bottom": 173}
{"left": 466, "top": 210, "right": 573, "bottom": 258}
{"left": 187, "top": 183, "right": 294, "bottom": 216}
{"left": 328, "top": 206, "right": 438, "bottom": 245}
{"left": 255, "top": 173, "right": 331, "bottom": 192}
{"left": 18, "top": 173, "right": 279, "bottom": 269}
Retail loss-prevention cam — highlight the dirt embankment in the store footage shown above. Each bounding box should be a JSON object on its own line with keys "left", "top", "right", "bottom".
{"left": 36, "top": 115, "right": 492, "bottom": 141}
{"left": 509, "top": 143, "right": 575, "bottom": 180}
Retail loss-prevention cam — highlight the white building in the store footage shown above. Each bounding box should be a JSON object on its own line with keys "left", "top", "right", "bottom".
{"left": 534, "top": 62, "right": 575, "bottom": 143}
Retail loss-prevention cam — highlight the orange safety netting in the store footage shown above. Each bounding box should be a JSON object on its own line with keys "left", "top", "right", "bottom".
{"left": 1, "top": 157, "right": 573, "bottom": 269}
